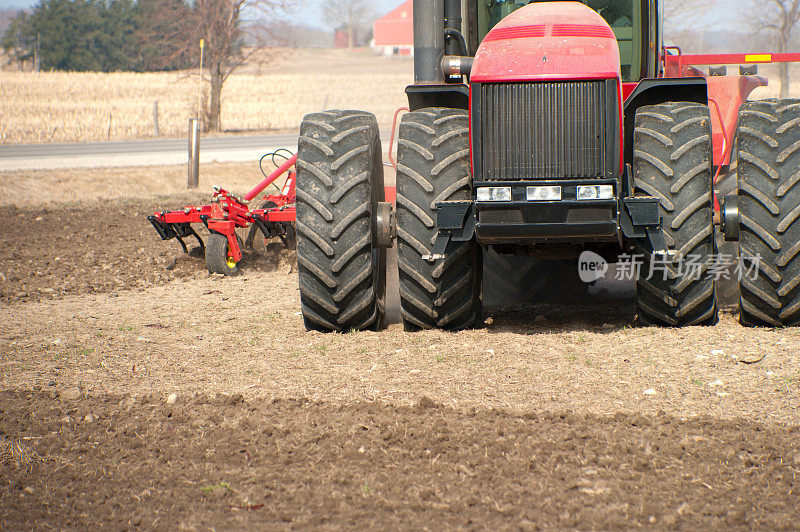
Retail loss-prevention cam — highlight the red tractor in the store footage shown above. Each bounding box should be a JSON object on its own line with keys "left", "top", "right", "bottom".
{"left": 291, "top": 0, "right": 800, "bottom": 331}
{"left": 294, "top": 0, "right": 800, "bottom": 332}
{"left": 148, "top": 0, "right": 800, "bottom": 331}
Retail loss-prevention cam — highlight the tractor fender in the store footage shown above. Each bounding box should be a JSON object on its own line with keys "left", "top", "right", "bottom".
{"left": 705, "top": 75, "right": 768, "bottom": 165}
{"left": 622, "top": 77, "right": 708, "bottom": 167}
{"left": 405, "top": 83, "right": 469, "bottom": 111}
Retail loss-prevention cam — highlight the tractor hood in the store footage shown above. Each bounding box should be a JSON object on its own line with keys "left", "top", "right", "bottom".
{"left": 471, "top": 2, "right": 621, "bottom": 83}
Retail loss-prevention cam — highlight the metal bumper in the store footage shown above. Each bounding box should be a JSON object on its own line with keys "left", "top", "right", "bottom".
{"left": 474, "top": 180, "right": 619, "bottom": 244}
{"left": 428, "top": 179, "right": 667, "bottom": 257}
{"left": 475, "top": 205, "right": 619, "bottom": 243}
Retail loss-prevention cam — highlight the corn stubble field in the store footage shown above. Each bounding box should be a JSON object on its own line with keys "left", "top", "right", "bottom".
{"left": 3, "top": 49, "right": 800, "bottom": 529}
{"left": 1, "top": 48, "right": 795, "bottom": 145}
{"left": 1, "top": 51, "right": 794, "bottom": 145}
{"left": 0, "top": 48, "right": 412, "bottom": 144}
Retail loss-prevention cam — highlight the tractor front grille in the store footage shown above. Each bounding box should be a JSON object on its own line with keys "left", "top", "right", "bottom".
{"left": 473, "top": 80, "right": 612, "bottom": 180}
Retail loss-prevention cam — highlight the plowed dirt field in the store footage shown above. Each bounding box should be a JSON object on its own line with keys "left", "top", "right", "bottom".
{"left": 2, "top": 164, "right": 799, "bottom": 529}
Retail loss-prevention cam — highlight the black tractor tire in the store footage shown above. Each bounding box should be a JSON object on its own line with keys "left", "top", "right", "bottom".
{"left": 632, "top": 102, "right": 718, "bottom": 326}
{"left": 396, "top": 108, "right": 479, "bottom": 331}
{"left": 206, "top": 232, "right": 243, "bottom": 276}
{"left": 295, "top": 110, "right": 386, "bottom": 332}
{"left": 736, "top": 99, "right": 800, "bottom": 327}
{"left": 714, "top": 136, "right": 740, "bottom": 309}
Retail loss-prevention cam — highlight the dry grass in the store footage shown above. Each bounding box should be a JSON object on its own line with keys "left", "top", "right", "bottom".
{"left": 0, "top": 48, "right": 412, "bottom": 144}
{"left": 0, "top": 161, "right": 272, "bottom": 207}
{"left": 0, "top": 155, "right": 396, "bottom": 209}
{"left": 1, "top": 71, "right": 195, "bottom": 144}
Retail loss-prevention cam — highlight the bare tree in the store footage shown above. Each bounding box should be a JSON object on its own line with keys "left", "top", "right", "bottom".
{"left": 139, "top": 0, "right": 291, "bottom": 131}
{"left": 662, "top": 0, "right": 713, "bottom": 34}
{"left": 0, "top": 8, "right": 21, "bottom": 38}
{"left": 662, "top": 0, "right": 712, "bottom": 20}
{"left": 258, "top": 18, "right": 332, "bottom": 47}
{"left": 320, "top": 0, "right": 373, "bottom": 48}
{"left": 748, "top": 0, "right": 800, "bottom": 98}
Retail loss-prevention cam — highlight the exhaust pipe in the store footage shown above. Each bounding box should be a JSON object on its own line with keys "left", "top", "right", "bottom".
{"left": 444, "top": 0, "right": 462, "bottom": 55}
{"left": 413, "top": 0, "right": 444, "bottom": 83}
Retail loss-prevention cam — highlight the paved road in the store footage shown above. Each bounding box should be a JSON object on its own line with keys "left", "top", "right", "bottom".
{"left": 0, "top": 135, "right": 299, "bottom": 158}
{"left": 0, "top": 133, "right": 395, "bottom": 171}
{"left": 0, "top": 134, "right": 299, "bottom": 171}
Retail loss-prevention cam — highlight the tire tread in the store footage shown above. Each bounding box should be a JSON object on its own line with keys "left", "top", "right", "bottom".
{"left": 296, "top": 110, "right": 385, "bottom": 331}
{"left": 738, "top": 99, "right": 800, "bottom": 326}
{"left": 633, "top": 102, "right": 717, "bottom": 326}
{"left": 396, "top": 108, "right": 478, "bottom": 331}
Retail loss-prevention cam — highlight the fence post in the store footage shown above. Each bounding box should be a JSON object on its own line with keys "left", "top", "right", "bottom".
{"left": 188, "top": 118, "right": 200, "bottom": 189}
{"left": 153, "top": 101, "right": 159, "bottom": 137}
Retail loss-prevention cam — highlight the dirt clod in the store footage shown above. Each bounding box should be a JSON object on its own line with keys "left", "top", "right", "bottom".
{"left": 60, "top": 387, "right": 81, "bottom": 401}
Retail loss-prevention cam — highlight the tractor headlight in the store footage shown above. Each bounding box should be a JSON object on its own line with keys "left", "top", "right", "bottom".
{"left": 577, "top": 185, "right": 614, "bottom": 200}
{"left": 526, "top": 186, "right": 562, "bottom": 201}
{"left": 476, "top": 186, "right": 512, "bottom": 202}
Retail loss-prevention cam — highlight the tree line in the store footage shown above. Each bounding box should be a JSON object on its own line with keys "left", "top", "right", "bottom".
{"left": 1, "top": 0, "right": 292, "bottom": 130}
{"left": 0, "top": 0, "right": 207, "bottom": 72}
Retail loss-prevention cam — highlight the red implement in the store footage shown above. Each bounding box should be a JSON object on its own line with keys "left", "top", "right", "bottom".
{"left": 149, "top": 150, "right": 396, "bottom": 274}
{"left": 148, "top": 154, "right": 298, "bottom": 271}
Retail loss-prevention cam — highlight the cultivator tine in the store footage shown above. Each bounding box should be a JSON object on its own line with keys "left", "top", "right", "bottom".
{"left": 252, "top": 217, "right": 273, "bottom": 243}
{"left": 188, "top": 227, "right": 205, "bottom": 252}
{"left": 277, "top": 232, "right": 289, "bottom": 248}
{"left": 244, "top": 225, "right": 258, "bottom": 250}
{"left": 149, "top": 215, "right": 206, "bottom": 255}
{"left": 172, "top": 223, "right": 202, "bottom": 254}
{"left": 252, "top": 217, "right": 293, "bottom": 250}
{"left": 174, "top": 235, "right": 189, "bottom": 254}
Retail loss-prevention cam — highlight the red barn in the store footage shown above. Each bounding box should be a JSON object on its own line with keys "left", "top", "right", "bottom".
{"left": 372, "top": 0, "right": 414, "bottom": 56}
{"left": 334, "top": 26, "right": 358, "bottom": 48}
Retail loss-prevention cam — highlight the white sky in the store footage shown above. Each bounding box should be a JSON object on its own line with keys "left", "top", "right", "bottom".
{"left": 0, "top": 0, "right": 757, "bottom": 32}
{"left": 0, "top": 0, "right": 403, "bottom": 27}
{"left": 0, "top": 0, "right": 36, "bottom": 9}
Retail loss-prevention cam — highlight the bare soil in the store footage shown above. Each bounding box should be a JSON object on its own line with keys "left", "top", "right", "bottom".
{"left": 0, "top": 197, "right": 200, "bottom": 304}
{"left": 2, "top": 166, "right": 800, "bottom": 528}
{"left": 3, "top": 391, "right": 800, "bottom": 530}
{"left": 0, "top": 195, "right": 295, "bottom": 305}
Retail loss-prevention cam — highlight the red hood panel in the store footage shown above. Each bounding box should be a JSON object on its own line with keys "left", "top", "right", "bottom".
{"left": 471, "top": 2, "right": 621, "bottom": 83}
